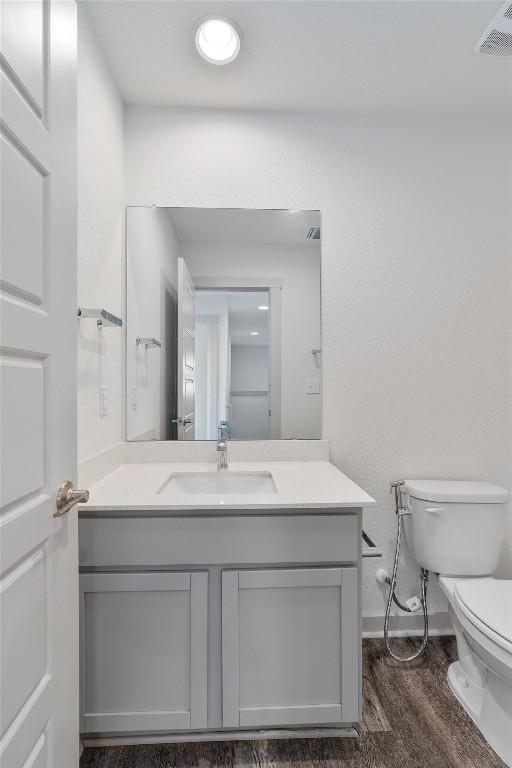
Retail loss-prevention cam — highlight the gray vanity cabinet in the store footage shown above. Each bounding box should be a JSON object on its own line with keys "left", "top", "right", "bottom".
{"left": 79, "top": 508, "right": 362, "bottom": 739}
{"left": 80, "top": 571, "right": 208, "bottom": 733}
{"left": 221, "top": 567, "right": 359, "bottom": 729}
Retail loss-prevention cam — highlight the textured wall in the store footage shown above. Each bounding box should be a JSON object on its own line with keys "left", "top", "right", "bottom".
{"left": 498, "top": 128, "right": 512, "bottom": 579}
{"left": 77, "top": 8, "right": 124, "bottom": 462}
{"left": 125, "top": 107, "right": 512, "bottom": 616}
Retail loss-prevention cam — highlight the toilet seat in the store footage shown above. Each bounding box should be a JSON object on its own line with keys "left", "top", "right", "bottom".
{"left": 454, "top": 578, "right": 512, "bottom": 654}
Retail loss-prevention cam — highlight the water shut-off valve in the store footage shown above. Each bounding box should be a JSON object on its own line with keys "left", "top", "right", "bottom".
{"left": 376, "top": 569, "right": 423, "bottom": 612}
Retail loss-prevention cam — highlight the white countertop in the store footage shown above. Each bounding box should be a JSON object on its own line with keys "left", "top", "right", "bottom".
{"left": 81, "top": 461, "right": 375, "bottom": 513}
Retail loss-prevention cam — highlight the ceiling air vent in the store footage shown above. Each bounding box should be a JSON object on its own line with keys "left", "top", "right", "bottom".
{"left": 306, "top": 226, "right": 321, "bottom": 240}
{"left": 479, "top": 29, "right": 512, "bottom": 56}
{"left": 475, "top": 1, "right": 512, "bottom": 55}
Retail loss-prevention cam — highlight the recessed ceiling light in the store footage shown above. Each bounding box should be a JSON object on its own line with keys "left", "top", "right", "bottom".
{"left": 257, "top": 305, "right": 269, "bottom": 311}
{"left": 250, "top": 331, "right": 259, "bottom": 336}
{"left": 195, "top": 17, "right": 241, "bottom": 65}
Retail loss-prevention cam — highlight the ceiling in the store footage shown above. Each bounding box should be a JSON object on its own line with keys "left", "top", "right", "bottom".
{"left": 196, "top": 290, "right": 269, "bottom": 345}
{"left": 228, "top": 290, "right": 269, "bottom": 346}
{"left": 83, "top": 0, "right": 512, "bottom": 115}
{"left": 167, "top": 207, "right": 321, "bottom": 245}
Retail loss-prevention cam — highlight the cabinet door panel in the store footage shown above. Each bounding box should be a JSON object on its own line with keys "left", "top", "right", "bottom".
{"left": 80, "top": 571, "right": 207, "bottom": 733}
{"left": 222, "top": 567, "right": 359, "bottom": 728}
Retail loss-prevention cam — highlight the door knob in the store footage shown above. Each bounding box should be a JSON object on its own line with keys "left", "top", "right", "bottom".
{"left": 54, "top": 480, "right": 90, "bottom": 517}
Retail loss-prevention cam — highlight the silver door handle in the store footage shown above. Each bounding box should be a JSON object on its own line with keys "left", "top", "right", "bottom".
{"left": 172, "top": 417, "right": 193, "bottom": 425}
{"left": 54, "top": 480, "right": 90, "bottom": 517}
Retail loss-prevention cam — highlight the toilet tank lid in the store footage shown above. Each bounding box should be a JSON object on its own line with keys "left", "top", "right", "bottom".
{"left": 404, "top": 480, "right": 508, "bottom": 504}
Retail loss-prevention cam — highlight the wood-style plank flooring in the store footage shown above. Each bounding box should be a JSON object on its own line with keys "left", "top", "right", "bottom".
{"left": 80, "top": 637, "right": 505, "bottom": 768}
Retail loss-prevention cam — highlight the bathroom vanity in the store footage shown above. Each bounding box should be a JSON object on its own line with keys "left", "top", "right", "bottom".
{"left": 78, "top": 206, "right": 376, "bottom": 745}
{"left": 79, "top": 461, "right": 374, "bottom": 744}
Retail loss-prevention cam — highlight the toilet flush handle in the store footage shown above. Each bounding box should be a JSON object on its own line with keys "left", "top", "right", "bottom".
{"left": 425, "top": 506, "right": 444, "bottom": 515}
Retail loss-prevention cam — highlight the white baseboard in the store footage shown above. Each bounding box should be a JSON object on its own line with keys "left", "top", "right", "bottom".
{"left": 362, "top": 611, "right": 454, "bottom": 638}
{"left": 363, "top": 627, "right": 455, "bottom": 639}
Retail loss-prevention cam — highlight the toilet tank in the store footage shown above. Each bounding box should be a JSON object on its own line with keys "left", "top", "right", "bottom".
{"left": 403, "top": 480, "right": 508, "bottom": 576}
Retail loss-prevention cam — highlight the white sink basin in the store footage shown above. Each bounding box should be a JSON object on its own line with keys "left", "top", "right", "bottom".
{"left": 159, "top": 471, "right": 277, "bottom": 495}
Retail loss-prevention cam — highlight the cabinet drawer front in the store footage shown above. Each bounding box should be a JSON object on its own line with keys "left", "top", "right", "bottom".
{"left": 79, "top": 513, "right": 359, "bottom": 568}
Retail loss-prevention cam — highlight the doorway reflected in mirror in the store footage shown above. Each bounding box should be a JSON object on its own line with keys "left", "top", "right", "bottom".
{"left": 196, "top": 289, "right": 271, "bottom": 440}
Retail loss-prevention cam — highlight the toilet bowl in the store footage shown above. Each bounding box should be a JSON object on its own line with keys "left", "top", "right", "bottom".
{"left": 439, "top": 575, "right": 512, "bottom": 767}
{"left": 403, "top": 479, "right": 510, "bottom": 766}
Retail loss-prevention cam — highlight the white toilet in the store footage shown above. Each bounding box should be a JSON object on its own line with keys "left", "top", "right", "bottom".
{"left": 402, "top": 480, "right": 511, "bottom": 767}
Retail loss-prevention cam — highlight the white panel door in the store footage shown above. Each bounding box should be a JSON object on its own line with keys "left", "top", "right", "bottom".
{"left": 177, "top": 257, "right": 195, "bottom": 439}
{"left": 0, "top": 3, "right": 79, "bottom": 767}
{"left": 222, "top": 568, "right": 360, "bottom": 728}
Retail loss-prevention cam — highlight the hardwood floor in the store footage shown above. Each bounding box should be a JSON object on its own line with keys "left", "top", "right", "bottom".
{"left": 80, "top": 637, "right": 506, "bottom": 768}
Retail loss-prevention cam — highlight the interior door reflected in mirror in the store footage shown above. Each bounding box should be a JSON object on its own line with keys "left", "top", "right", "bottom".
{"left": 126, "top": 207, "right": 321, "bottom": 441}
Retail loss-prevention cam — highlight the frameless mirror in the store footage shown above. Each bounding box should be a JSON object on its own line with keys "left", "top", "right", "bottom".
{"left": 126, "top": 207, "right": 321, "bottom": 441}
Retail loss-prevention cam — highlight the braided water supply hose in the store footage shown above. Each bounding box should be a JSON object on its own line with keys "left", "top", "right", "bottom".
{"left": 383, "top": 480, "right": 429, "bottom": 662}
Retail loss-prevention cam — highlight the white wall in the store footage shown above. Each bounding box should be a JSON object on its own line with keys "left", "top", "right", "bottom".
{"left": 195, "top": 319, "right": 214, "bottom": 440}
{"left": 231, "top": 346, "right": 270, "bottom": 439}
{"left": 126, "top": 207, "right": 179, "bottom": 440}
{"left": 126, "top": 106, "right": 512, "bottom": 617}
{"left": 194, "top": 290, "right": 231, "bottom": 435}
{"left": 77, "top": 8, "right": 124, "bottom": 464}
{"left": 231, "top": 345, "right": 269, "bottom": 391}
{"left": 500, "top": 133, "right": 512, "bottom": 579}
{"left": 183, "top": 242, "right": 321, "bottom": 439}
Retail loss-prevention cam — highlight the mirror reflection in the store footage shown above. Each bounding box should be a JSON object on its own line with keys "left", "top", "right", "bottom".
{"left": 126, "top": 207, "right": 321, "bottom": 441}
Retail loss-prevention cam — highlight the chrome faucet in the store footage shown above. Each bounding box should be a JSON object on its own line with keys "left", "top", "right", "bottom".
{"left": 217, "top": 434, "right": 228, "bottom": 470}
